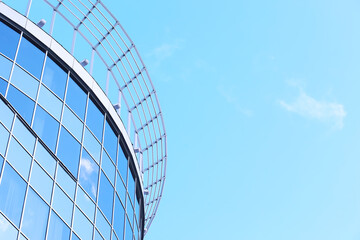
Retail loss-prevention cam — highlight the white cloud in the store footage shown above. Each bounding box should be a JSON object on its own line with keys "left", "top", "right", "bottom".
{"left": 279, "top": 89, "right": 346, "bottom": 129}
{"left": 147, "top": 40, "right": 184, "bottom": 67}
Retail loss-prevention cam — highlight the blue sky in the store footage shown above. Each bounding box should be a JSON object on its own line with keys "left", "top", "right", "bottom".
{"left": 108, "top": 0, "right": 360, "bottom": 239}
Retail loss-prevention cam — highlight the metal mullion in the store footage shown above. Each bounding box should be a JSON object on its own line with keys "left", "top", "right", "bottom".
{"left": 5, "top": 30, "right": 23, "bottom": 98}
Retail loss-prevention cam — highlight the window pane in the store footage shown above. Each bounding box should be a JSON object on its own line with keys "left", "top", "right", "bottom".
{"left": 0, "top": 163, "right": 26, "bottom": 227}
{"left": 0, "top": 98, "right": 14, "bottom": 130}
{"left": 21, "top": 188, "right": 49, "bottom": 240}
{"left": 104, "top": 120, "right": 117, "bottom": 161}
{"left": 7, "top": 137, "right": 31, "bottom": 180}
{"left": 96, "top": 210, "right": 111, "bottom": 240}
{"left": 0, "top": 124, "right": 9, "bottom": 156}
{"left": 73, "top": 207, "right": 93, "bottom": 240}
{"left": 128, "top": 172, "right": 135, "bottom": 203}
{"left": 30, "top": 161, "right": 53, "bottom": 203}
{"left": 125, "top": 218, "right": 133, "bottom": 240}
{"left": 102, "top": 150, "right": 115, "bottom": 185}
{"left": 57, "top": 127, "right": 81, "bottom": 177}
{"left": 84, "top": 127, "right": 101, "bottom": 163}
{"left": 0, "top": 21, "right": 20, "bottom": 60}
{"left": 76, "top": 186, "right": 95, "bottom": 221}
{"left": 34, "top": 142, "right": 56, "bottom": 177}
{"left": 16, "top": 37, "right": 44, "bottom": 79}
{"left": 10, "top": 65, "right": 39, "bottom": 99}
{"left": 33, "top": 105, "right": 59, "bottom": 152}
{"left": 47, "top": 211, "right": 70, "bottom": 240}
{"left": 114, "top": 196, "right": 125, "bottom": 239}
{"left": 62, "top": 106, "right": 83, "bottom": 141}
{"left": 0, "top": 77, "right": 7, "bottom": 95}
{"left": 0, "top": 155, "right": 3, "bottom": 176}
{"left": 56, "top": 165, "right": 76, "bottom": 200}
{"left": 79, "top": 149, "right": 99, "bottom": 200}
{"left": 52, "top": 185, "right": 73, "bottom": 226}
{"left": 66, "top": 77, "right": 87, "bottom": 120}
{"left": 98, "top": 171, "right": 114, "bottom": 222}
{"left": 0, "top": 212, "right": 18, "bottom": 239}
{"left": 38, "top": 85, "right": 62, "bottom": 120}
{"left": 7, "top": 85, "right": 35, "bottom": 124}
{"left": 94, "top": 229, "right": 104, "bottom": 240}
{"left": 126, "top": 195, "right": 134, "bottom": 226}
{"left": 117, "top": 144, "right": 127, "bottom": 184}
{"left": 13, "top": 118, "right": 35, "bottom": 154}
{"left": 116, "top": 172, "right": 126, "bottom": 206}
{"left": 42, "top": 57, "right": 67, "bottom": 99}
{"left": 0, "top": 54, "right": 13, "bottom": 80}
{"left": 86, "top": 99, "right": 104, "bottom": 142}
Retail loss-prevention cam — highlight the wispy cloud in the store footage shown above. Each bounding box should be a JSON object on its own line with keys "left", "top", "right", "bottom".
{"left": 217, "top": 85, "right": 252, "bottom": 116}
{"left": 279, "top": 88, "right": 346, "bottom": 129}
{"left": 147, "top": 40, "right": 184, "bottom": 67}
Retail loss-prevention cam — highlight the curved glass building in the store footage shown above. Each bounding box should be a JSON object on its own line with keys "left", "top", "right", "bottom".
{"left": 0, "top": 1, "right": 167, "bottom": 240}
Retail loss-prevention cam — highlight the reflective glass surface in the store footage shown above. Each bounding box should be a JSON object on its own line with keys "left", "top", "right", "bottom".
{"left": 7, "top": 85, "right": 35, "bottom": 124}
{"left": 56, "top": 165, "right": 76, "bottom": 200}
{"left": 0, "top": 124, "right": 9, "bottom": 156}
{"left": 21, "top": 188, "right": 49, "bottom": 240}
{"left": 76, "top": 186, "right": 95, "bottom": 221}
{"left": 16, "top": 37, "right": 44, "bottom": 79}
{"left": 33, "top": 105, "right": 59, "bottom": 152}
{"left": 34, "top": 142, "right": 56, "bottom": 177}
{"left": 96, "top": 210, "right": 111, "bottom": 240}
{"left": 57, "top": 127, "right": 81, "bottom": 177}
{"left": 104, "top": 120, "right": 117, "bottom": 161}
{"left": 38, "top": 84, "right": 63, "bottom": 120}
{"left": 6, "top": 137, "right": 32, "bottom": 180}
{"left": 52, "top": 185, "right": 73, "bottom": 225}
{"left": 0, "top": 21, "right": 19, "bottom": 60}
{"left": 79, "top": 149, "right": 99, "bottom": 200}
{"left": 47, "top": 211, "right": 70, "bottom": 240}
{"left": 0, "top": 54, "right": 13, "bottom": 80}
{"left": 86, "top": 99, "right": 104, "bottom": 141}
{"left": 11, "top": 64, "right": 39, "bottom": 99}
{"left": 0, "top": 99, "right": 14, "bottom": 129}
{"left": 13, "top": 118, "right": 35, "bottom": 153}
{"left": 0, "top": 163, "right": 26, "bottom": 227}
{"left": 62, "top": 105, "right": 83, "bottom": 141}
{"left": 0, "top": 212, "right": 18, "bottom": 239}
{"left": 0, "top": 78, "right": 7, "bottom": 95}
{"left": 98, "top": 171, "right": 114, "bottom": 222}
{"left": 42, "top": 56, "right": 67, "bottom": 98}
{"left": 73, "top": 207, "right": 93, "bottom": 240}
{"left": 30, "top": 161, "right": 53, "bottom": 203}
{"left": 65, "top": 77, "right": 87, "bottom": 120}
{"left": 114, "top": 195, "right": 125, "bottom": 239}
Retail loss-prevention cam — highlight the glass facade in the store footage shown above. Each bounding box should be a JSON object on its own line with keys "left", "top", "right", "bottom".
{"left": 0, "top": 18, "right": 143, "bottom": 240}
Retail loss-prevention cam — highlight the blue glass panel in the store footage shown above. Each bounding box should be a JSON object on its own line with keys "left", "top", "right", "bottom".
{"left": 84, "top": 127, "right": 101, "bottom": 163}
{"left": 126, "top": 195, "right": 134, "bottom": 226}
{"left": 30, "top": 161, "right": 53, "bottom": 203}
{"left": 73, "top": 207, "right": 93, "bottom": 240}
{"left": 0, "top": 21, "right": 20, "bottom": 60}
{"left": 72, "top": 232, "right": 81, "bottom": 240}
{"left": 0, "top": 99, "right": 14, "bottom": 129}
{"left": 0, "top": 124, "right": 9, "bottom": 156}
{"left": 57, "top": 127, "right": 81, "bottom": 177}
{"left": 7, "top": 137, "right": 31, "bottom": 180}
{"left": 0, "top": 163, "right": 26, "bottom": 227}
{"left": 38, "top": 85, "right": 63, "bottom": 120}
{"left": 102, "top": 150, "right": 115, "bottom": 185}
{"left": 116, "top": 171, "right": 126, "bottom": 205}
{"left": 0, "top": 212, "right": 18, "bottom": 239}
{"left": 76, "top": 186, "right": 95, "bottom": 221}
{"left": 79, "top": 149, "right": 99, "bottom": 200}
{"left": 114, "top": 196, "right": 125, "bottom": 239}
{"left": 117, "top": 144, "right": 128, "bottom": 184}
{"left": 47, "top": 211, "right": 70, "bottom": 240}
{"left": 0, "top": 54, "right": 13, "bottom": 80}
{"left": 21, "top": 188, "right": 49, "bottom": 240}
{"left": 94, "top": 229, "right": 104, "bottom": 240}
{"left": 0, "top": 77, "right": 7, "bottom": 95}
{"left": 16, "top": 37, "right": 44, "bottom": 79}
{"left": 104, "top": 120, "right": 117, "bottom": 161}
{"left": 10, "top": 65, "right": 39, "bottom": 99}
{"left": 62, "top": 106, "right": 83, "bottom": 141}
{"left": 86, "top": 99, "right": 104, "bottom": 141}
{"left": 33, "top": 105, "right": 59, "bottom": 152}
{"left": 34, "top": 142, "right": 56, "bottom": 177}
{"left": 0, "top": 155, "right": 3, "bottom": 177}
{"left": 42, "top": 57, "right": 67, "bottom": 99}
{"left": 98, "top": 171, "right": 114, "bottom": 222}
{"left": 7, "top": 85, "right": 35, "bottom": 124}
{"left": 66, "top": 77, "right": 87, "bottom": 120}
{"left": 96, "top": 210, "right": 111, "bottom": 240}
{"left": 125, "top": 218, "right": 133, "bottom": 240}
{"left": 56, "top": 165, "right": 76, "bottom": 200}
{"left": 53, "top": 185, "right": 73, "bottom": 226}
{"left": 13, "top": 118, "right": 35, "bottom": 154}
{"left": 128, "top": 172, "right": 135, "bottom": 203}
